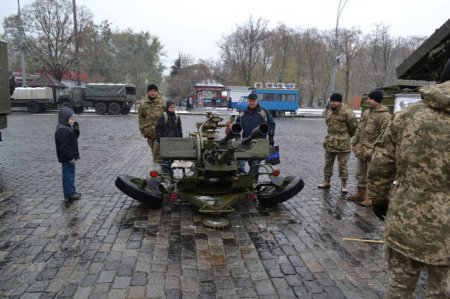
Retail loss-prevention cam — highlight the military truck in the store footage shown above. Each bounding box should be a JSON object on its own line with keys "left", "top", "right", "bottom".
{"left": 11, "top": 87, "right": 54, "bottom": 113}
{"left": 0, "top": 40, "right": 12, "bottom": 140}
{"left": 58, "top": 83, "right": 137, "bottom": 115}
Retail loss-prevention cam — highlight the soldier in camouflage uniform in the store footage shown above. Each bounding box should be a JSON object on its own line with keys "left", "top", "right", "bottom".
{"left": 347, "top": 90, "right": 391, "bottom": 207}
{"left": 138, "top": 84, "right": 166, "bottom": 168}
{"left": 318, "top": 93, "right": 358, "bottom": 193}
{"left": 367, "top": 77, "right": 450, "bottom": 298}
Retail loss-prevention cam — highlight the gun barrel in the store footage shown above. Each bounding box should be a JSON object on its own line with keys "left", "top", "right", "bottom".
{"left": 219, "top": 123, "right": 242, "bottom": 145}
{"left": 241, "top": 123, "right": 269, "bottom": 145}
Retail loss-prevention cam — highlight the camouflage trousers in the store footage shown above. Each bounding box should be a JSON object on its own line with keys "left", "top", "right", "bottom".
{"left": 385, "top": 247, "right": 450, "bottom": 298}
{"left": 147, "top": 137, "right": 161, "bottom": 164}
{"left": 355, "top": 157, "right": 371, "bottom": 188}
{"left": 323, "top": 151, "right": 350, "bottom": 179}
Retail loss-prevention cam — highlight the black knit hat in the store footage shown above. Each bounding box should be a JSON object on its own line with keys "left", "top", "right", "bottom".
{"left": 330, "top": 93, "right": 342, "bottom": 102}
{"left": 165, "top": 100, "right": 175, "bottom": 111}
{"left": 147, "top": 84, "right": 158, "bottom": 92}
{"left": 368, "top": 90, "right": 383, "bottom": 103}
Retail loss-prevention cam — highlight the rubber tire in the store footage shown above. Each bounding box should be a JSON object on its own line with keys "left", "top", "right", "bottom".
{"left": 39, "top": 104, "right": 46, "bottom": 113}
{"left": 275, "top": 110, "right": 284, "bottom": 118}
{"left": 27, "top": 102, "right": 41, "bottom": 113}
{"left": 108, "top": 102, "right": 121, "bottom": 115}
{"left": 74, "top": 106, "right": 84, "bottom": 114}
{"left": 115, "top": 175, "right": 164, "bottom": 208}
{"left": 256, "top": 176, "right": 305, "bottom": 207}
{"left": 121, "top": 107, "right": 131, "bottom": 115}
{"left": 95, "top": 102, "right": 107, "bottom": 115}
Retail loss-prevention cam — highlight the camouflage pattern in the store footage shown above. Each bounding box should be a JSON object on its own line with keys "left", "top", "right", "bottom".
{"left": 323, "top": 152, "right": 350, "bottom": 179}
{"left": 367, "top": 81, "right": 450, "bottom": 265}
{"left": 355, "top": 158, "right": 371, "bottom": 188}
{"left": 146, "top": 138, "right": 160, "bottom": 164}
{"left": 352, "top": 104, "right": 391, "bottom": 159}
{"left": 138, "top": 94, "right": 166, "bottom": 139}
{"left": 323, "top": 104, "right": 358, "bottom": 152}
{"left": 385, "top": 247, "right": 449, "bottom": 298}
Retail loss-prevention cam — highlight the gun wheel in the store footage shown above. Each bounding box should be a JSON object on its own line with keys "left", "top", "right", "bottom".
{"left": 202, "top": 217, "right": 230, "bottom": 229}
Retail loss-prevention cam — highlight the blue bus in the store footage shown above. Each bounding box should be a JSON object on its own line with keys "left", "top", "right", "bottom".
{"left": 236, "top": 87, "right": 300, "bottom": 117}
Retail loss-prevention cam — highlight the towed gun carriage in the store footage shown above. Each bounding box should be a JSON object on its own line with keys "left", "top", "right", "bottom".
{"left": 115, "top": 112, "right": 304, "bottom": 228}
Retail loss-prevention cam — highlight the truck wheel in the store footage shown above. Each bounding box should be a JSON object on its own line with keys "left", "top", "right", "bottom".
{"left": 275, "top": 110, "right": 284, "bottom": 118}
{"left": 27, "top": 102, "right": 41, "bottom": 113}
{"left": 108, "top": 102, "right": 121, "bottom": 115}
{"left": 74, "top": 107, "right": 84, "bottom": 114}
{"left": 39, "top": 104, "right": 46, "bottom": 113}
{"left": 121, "top": 107, "right": 131, "bottom": 115}
{"left": 95, "top": 102, "right": 107, "bottom": 115}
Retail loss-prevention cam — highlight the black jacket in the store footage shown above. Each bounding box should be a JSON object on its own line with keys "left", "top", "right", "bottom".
{"left": 55, "top": 107, "right": 80, "bottom": 163}
{"left": 236, "top": 104, "right": 275, "bottom": 138}
{"left": 155, "top": 111, "right": 182, "bottom": 142}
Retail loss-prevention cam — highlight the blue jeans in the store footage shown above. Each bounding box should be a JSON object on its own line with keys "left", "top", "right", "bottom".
{"left": 62, "top": 162, "right": 76, "bottom": 197}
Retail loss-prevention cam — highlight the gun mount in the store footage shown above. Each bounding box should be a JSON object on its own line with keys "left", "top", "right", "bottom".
{"left": 115, "top": 112, "right": 304, "bottom": 229}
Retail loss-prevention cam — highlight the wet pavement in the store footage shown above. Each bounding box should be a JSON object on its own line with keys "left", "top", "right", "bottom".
{"left": 0, "top": 112, "right": 425, "bottom": 298}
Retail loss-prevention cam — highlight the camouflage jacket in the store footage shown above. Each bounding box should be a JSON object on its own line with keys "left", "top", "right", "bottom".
{"left": 352, "top": 104, "right": 391, "bottom": 159}
{"left": 367, "top": 81, "right": 450, "bottom": 265}
{"left": 323, "top": 104, "right": 358, "bottom": 152}
{"left": 138, "top": 94, "right": 166, "bottom": 138}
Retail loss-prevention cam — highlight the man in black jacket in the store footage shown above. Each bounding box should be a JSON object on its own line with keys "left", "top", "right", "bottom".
{"left": 55, "top": 106, "right": 81, "bottom": 200}
{"left": 236, "top": 93, "right": 275, "bottom": 175}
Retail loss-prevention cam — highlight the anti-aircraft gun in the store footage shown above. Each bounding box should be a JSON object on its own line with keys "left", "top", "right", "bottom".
{"left": 115, "top": 112, "right": 304, "bottom": 228}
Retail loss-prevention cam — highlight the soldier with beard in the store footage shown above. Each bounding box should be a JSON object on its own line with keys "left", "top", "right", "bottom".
{"left": 138, "top": 84, "right": 166, "bottom": 169}
{"left": 318, "top": 93, "right": 358, "bottom": 193}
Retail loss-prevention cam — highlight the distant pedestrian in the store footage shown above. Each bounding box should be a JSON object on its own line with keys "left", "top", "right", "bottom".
{"left": 185, "top": 96, "right": 191, "bottom": 111}
{"left": 227, "top": 96, "right": 233, "bottom": 110}
{"left": 211, "top": 96, "right": 217, "bottom": 109}
{"left": 155, "top": 100, "right": 182, "bottom": 174}
{"left": 318, "top": 93, "right": 358, "bottom": 193}
{"left": 55, "top": 106, "right": 81, "bottom": 200}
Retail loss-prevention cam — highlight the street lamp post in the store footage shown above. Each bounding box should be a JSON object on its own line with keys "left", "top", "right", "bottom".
{"left": 328, "top": 0, "right": 349, "bottom": 96}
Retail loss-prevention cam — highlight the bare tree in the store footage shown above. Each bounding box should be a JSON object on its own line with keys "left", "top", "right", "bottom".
{"left": 273, "top": 24, "right": 291, "bottom": 82}
{"left": 365, "top": 24, "right": 393, "bottom": 88}
{"left": 218, "top": 16, "right": 269, "bottom": 86}
{"left": 21, "top": 0, "right": 93, "bottom": 80}
{"left": 302, "top": 28, "right": 327, "bottom": 106}
{"left": 339, "top": 27, "right": 362, "bottom": 100}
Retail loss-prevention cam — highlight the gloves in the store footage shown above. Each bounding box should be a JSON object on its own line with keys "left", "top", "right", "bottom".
{"left": 68, "top": 159, "right": 76, "bottom": 165}
{"left": 269, "top": 135, "right": 274, "bottom": 146}
{"left": 373, "top": 202, "right": 389, "bottom": 221}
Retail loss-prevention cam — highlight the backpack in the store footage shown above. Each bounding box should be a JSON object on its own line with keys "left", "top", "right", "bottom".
{"left": 162, "top": 112, "right": 179, "bottom": 126}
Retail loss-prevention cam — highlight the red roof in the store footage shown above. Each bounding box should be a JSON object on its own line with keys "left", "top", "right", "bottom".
{"left": 62, "top": 71, "right": 89, "bottom": 82}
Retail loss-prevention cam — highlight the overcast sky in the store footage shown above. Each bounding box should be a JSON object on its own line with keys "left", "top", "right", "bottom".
{"left": 1, "top": 0, "right": 449, "bottom": 69}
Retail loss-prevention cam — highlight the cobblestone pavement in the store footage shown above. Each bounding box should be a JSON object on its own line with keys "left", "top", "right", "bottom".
{"left": 0, "top": 112, "right": 426, "bottom": 298}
